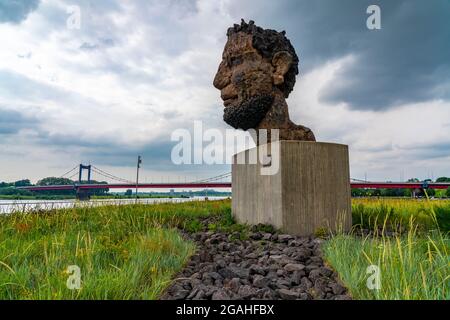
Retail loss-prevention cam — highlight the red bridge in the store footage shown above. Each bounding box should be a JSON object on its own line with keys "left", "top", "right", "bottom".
{"left": 19, "top": 181, "right": 450, "bottom": 192}
{"left": 16, "top": 164, "right": 449, "bottom": 200}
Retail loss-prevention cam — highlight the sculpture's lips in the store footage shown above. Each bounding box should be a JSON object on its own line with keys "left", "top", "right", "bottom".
{"left": 223, "top": 98, "right": 237, "bottom": 107}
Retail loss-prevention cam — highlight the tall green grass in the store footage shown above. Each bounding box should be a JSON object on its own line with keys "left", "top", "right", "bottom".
{"left": 0, "top": 201, "right": 229, "bottom": 299}
{"left": 2, "top": 197, "right": 448, "bottom": 300}
{"left": 324, "top": 198, "right": 450, "bottom": 300}
{"left": 352, "top": 198, "right": 450, "bottom": 233}
{"left": 324, "top": 230, "right": 449, "bottom": 299}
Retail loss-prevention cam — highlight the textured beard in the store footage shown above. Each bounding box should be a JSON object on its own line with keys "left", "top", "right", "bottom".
{"left": 223, "top": 95, "right": 273, "bottom": 130}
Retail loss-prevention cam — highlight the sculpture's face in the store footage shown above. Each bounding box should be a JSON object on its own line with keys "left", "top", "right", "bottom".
{"left": 213, "top": 33, "right": 275, "bottom": 130}
{"left": 214, "top": 32, "right": 293, "bottom": 130}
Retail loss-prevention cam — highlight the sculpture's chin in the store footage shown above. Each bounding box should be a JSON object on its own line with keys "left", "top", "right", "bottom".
{"left": 223, "top": 95, "right": 273, "bottom": 130}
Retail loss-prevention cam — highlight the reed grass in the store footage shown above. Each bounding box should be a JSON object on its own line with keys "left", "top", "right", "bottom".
{"left": 0, "top": 200, "right": 229, "bottom": 299}
{"left": 324, "top": 198, "right": 450, "bottom": 300}
{"left": 352, "top": 198, "right": 450, "bottom": 233}
{"left": 1, "top": 197, "right": 448, "bottom": 300}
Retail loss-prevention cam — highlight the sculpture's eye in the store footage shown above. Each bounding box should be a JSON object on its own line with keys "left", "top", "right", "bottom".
{"left": 229, "top": 56, "right": 243, "bottom": 67}
{"left": 232, "top": 72, "right": 244, "bottom": 84}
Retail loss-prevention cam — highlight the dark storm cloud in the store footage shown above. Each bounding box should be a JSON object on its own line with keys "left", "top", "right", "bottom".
{"left": 398, "top": 142, "right": 450, "bottom": 160}
{"left": 227, "top": 0, "right": 450, "bottom": 110}
{"left": 29, "top": 129, "right": 176, "bottom": 168}
{"left": 61, "top": 136, "right": 226, "bottom": 175}
{"left": 0, "top": 108, "right": 36, "bottom": 134}
{"left": 80, "top": 139, "right": 231, "bottom": 177}
{"left": 0, "top": 0, "right": 40, "bottom": 24}
{"left": 0, "top": 70, "right": 104, "bottom": 109}
{"left": 82, "top": 140, "right": 176, "bottom": 168}
{"left": 0, "top": 70, "right": 67, "bottom": 101}
{"left": 34, "top": 131, "right": 230, "bottom": 174}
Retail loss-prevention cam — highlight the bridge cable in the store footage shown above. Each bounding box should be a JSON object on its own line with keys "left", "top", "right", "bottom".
{"left": 191, "top": 172, "right": 231, "bottom": 183}
{"left": 350, "top": 177, "right": 372, "bottom": 183}
{"left": 59, "top": 165, "right": 79, "bottom": 178}
{"left": 91, "top": 166, "right": 134, "bottom": 184}
{"left": 67, "top": 171, "right": 79, "bottom": 180}
{"left": 91, "top": 165, "right": 132, "bottom": 181}
{"left": 91, "top": 168, "right": 132, "bottom": 184}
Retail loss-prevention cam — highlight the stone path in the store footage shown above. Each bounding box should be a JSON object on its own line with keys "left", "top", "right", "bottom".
{"left": 161, "top": 219, "right": 351, "bottom": 300}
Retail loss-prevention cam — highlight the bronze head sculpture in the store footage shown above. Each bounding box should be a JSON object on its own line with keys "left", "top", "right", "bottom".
{"left": 213, "top": 20, "right": 315, "bottom": 144}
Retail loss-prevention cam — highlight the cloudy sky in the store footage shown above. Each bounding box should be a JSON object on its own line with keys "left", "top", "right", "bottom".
{"left": 0, "top": 0, "right": 449, "bottom": 184}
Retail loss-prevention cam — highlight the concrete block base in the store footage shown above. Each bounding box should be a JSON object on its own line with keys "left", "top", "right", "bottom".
{"left": 232, "top": 141, "right": 352, "bottom": 236}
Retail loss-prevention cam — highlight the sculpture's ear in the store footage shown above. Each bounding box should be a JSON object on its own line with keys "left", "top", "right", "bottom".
{"left": 272, "top": 51, "right": 293, "bottom": 86}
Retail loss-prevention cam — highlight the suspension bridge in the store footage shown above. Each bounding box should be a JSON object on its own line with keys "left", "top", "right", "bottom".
{"left": 17, "top": 163, "right": 450, "bottom": 200}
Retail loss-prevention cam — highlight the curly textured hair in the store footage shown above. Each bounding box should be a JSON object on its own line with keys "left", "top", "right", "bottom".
{"left": 227, "top": 19, "right": 299, "bottom": 98}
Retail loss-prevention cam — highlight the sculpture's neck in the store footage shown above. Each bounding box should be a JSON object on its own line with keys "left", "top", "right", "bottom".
{"left": 257, "top": 92, "right": 291, "bottom": 130}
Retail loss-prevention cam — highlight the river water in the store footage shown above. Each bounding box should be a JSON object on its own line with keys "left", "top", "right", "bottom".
{"left": 0, "top": 197, "right": 228, "bottom": 214}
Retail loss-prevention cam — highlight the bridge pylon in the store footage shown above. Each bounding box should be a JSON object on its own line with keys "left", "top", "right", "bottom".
{"left": 76, "top": 187, "right": 91, "bottom": 201}
{"left": 77, "top": 164, "right": 92, "bottom": 201}
{"left": 79, "top": 164, "right": 92, "bottom": 183}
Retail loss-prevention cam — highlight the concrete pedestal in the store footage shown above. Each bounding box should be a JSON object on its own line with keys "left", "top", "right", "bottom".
{"left": 232, "top": 141, "right": 351, "bottom": 236}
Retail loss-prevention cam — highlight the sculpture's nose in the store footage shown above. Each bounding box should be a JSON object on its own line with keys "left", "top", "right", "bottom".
{"left": 213, "top": 61, "right": 231, "bottom": 90}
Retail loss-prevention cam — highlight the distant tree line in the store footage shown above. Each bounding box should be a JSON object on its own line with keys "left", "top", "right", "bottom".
{"left": 352, "top": 177, "right": 450, "bottom": 198}
{"left": 0, "top": 179, "right": 34, "bottom": 197}
{"left": 0, "top": 177, "right": 109, "bottom": 198}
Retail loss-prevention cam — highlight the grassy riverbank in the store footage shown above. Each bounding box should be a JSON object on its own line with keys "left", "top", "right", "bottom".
{"left": 324, "top": 198, "right": 450, "bottom": 300}
{"left": 0, "top": 201, "right": 229, "bottom": 299}
{"left": 351, "top": 198, "right": 450, "bottom": 233}
{"left": 0, "top": 198, "right": 448, "bottom": 300}
{"left": 323, "top": 231, "right": 449, "bottom": 299}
